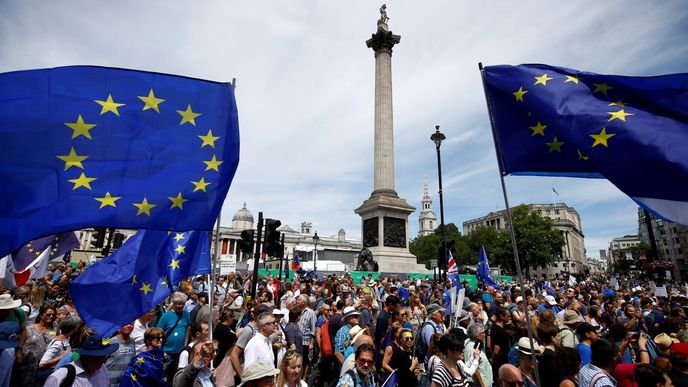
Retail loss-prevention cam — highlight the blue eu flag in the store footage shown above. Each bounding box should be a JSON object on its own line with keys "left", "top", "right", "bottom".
{"left": 482, "top": 64, "right": 688, "bottom": 224}
{"left": 70, "top": 229, "right": 211, "bottom": 337}
{"left": 477, "top": 245, "right": 498, "bottom": 289}
{"left": 0, "top": 66, "right": 240, "bottom": 256}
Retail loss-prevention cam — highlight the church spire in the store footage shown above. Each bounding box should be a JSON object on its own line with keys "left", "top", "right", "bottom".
{"left": 418, "top": 176, "right": 437, "bottom": 236}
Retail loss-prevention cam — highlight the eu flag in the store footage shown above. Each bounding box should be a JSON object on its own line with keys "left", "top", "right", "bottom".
{"left": 482, "top": 64, "right": 688, "bottom": 224}
{"left": 477, "top": 245, "right": 498, "bottom": 289}
{"left": 0, "top": 66, "right": 240, "bottom": 256}
{"left": 70, "top": 229, "right": 211, "bottom": 337}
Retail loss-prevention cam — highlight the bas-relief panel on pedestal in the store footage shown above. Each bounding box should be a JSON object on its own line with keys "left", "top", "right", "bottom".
{"left": 383, "top": 216, "right": 406, "bottom": 248}
{"left": 363, "top": 217, "right": 379, "bottom": 248}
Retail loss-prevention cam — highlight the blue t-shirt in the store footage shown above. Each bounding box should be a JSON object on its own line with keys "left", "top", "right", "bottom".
{"left": 577, "top": 342, "right": 592, "bottom": 366}
{"left": 157, "top": 310, "right": 191, "bottom": 354}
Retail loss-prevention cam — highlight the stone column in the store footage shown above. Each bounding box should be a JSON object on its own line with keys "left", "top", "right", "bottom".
{"left": 367, "top": 25, "right": 400, "bottom": 197}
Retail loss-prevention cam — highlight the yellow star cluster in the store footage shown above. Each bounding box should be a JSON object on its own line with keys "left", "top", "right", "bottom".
{"left": 509, "top": 72, "right": 634, "bottom": 160}
{"left": 56, "top": 89, "right": 223, "bottom": 217}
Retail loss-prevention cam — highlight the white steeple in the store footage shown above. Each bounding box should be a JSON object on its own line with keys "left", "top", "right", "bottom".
{"left": 418, "top": 176, "right": 437, "bottom": 236}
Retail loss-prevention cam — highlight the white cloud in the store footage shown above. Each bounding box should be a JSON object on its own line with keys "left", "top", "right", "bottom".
{"left": 2, "top": 1, "right": 686, "bottom": 260}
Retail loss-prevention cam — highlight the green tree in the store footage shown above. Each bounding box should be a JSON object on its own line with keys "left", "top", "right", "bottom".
{"left": 464, "top": 226, "right": 505, "bottom": 264}
{"left": 492, "top": 205, "right": 566, "bottom": 278}
{"left": 409, "top": 233, "right": 439, "bottom": 269}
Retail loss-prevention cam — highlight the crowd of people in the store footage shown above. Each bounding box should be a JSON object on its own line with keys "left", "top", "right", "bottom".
{"left": 2, "top": 262, "right": 688, "bottom": 387}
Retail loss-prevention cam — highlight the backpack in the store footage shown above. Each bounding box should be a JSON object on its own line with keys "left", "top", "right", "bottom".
{"left": 58, "top": 364, "right": 76, "bottom": 387}
{"left": 320, "top": 319, "right": 334, "bottom": 357}
{"left": 413, "top": 322, "right": 434, "bottom": 362}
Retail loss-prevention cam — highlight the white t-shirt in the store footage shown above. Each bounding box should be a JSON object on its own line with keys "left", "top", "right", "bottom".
{"left": 40, "top": 339, "right": 70, "bottom": 367}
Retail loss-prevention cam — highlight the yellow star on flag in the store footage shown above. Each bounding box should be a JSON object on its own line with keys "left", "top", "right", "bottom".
{"left": 140, "top": 282, "right": 152, "bottom": 295}
{"left": 590, "top": 128, "right": 616, "bottom": 147}
{"left": 131, "top": 374, "right": 138, "bottom": 381}
{"left": 564, "top": 75, "right": 580, "bottom": 84}
{"left": 592, "top": 83, "right": 613, "bottom": 96}
{"left": 94, "top": 94, "right": 125, "bottom": 116}
{"left": 132, "top": 274, "right": 137, "bottom": 285}
{"left": 175, "top": 244, "right": 186, "bottom": 254}
{"left": 512, "top": 86, "right": 528, "bottom": 102}
{"left": 191, "top": 177, "right": 211, "bottom": 192}
{"left": 533, "top": 74, "right": 553, "bottom": 86}
{"left": 136, "top": 357, "right": 145, "bottom": 365}
{"left": 608, "top": 109, "right": 633, "bottom": 122}
{"left": 137, "top": 89, "right": 165, "bottom": 112}
{"left": 174, "top": 233, "right": 185, "bottom": 242}
{"left": 529, "top": 121, "right": 547, "bottom": 136}
{"left": 64, "top": 115, "right": 97, "bottom": 140}
{"left": 168, "top": 192, "right": 188, "bottom": 209}
{"left": 57, "top": 147, "right": 89, "bottom": 170}
{"left": 169, "top": 259, "right": 180, "bottom": 270}
{"left": 133, "top": 197, "right": 157, "bottom": 216}
{"left": 203, "top": 155, "right": 223, "bottom": 172}
{"left": 577, "top": 149, "right": 590, "bottom": 161}
{"left": 95, "top": 192, "right": 121, "bottom": 208}
{"left": 161, "top": 276, "right": 169, "bottom": 286}
{"left": 198, "top": 129, "right": 220, "bottom": 148}
{"left": 177, "top": 105, "right": 201, "bottom": 126}
{"left": 608, "top": 100, "right": 625, "bottom": 107}
{"left": 68, "top": 173, "right": 97, "bottom": 190}
{"left": 546, "top": 137, "right": 565, "bottom": 153}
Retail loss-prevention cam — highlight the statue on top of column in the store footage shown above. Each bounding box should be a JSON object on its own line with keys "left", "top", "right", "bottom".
{"left": 378, "top": 4, "right": 389, "bottom": 26}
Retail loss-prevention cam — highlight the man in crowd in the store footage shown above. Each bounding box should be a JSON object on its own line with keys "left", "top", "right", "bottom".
{"left": 335, "top": 307, "right": 361, "bottom": 364}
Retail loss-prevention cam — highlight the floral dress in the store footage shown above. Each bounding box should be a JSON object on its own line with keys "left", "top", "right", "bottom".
{"left": 13, "top": 324, "right": 55, "bottom": 386}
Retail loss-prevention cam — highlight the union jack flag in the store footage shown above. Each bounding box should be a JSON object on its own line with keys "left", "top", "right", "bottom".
{"left": 447, "top": 251, "right": 460, "bottom": 288}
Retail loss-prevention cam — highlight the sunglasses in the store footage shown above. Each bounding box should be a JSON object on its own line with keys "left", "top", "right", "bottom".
{"left": 151, "top": 336, "right": 164, "bottom": 341}
{"left": 357, "top": 358, "right": 374, "bottom": 365}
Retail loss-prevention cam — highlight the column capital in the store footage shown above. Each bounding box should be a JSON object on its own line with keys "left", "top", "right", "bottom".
{"left": 366, "top": 28, "right": 401, "bottom": 54}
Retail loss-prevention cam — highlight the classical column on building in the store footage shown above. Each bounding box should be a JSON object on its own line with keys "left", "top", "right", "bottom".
{"left": 355, "top": 6, "right": 425, "bottom": 273}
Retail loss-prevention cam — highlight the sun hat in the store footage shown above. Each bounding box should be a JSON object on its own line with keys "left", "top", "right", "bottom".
{"left": 515, "top": 337, "right": 543, "bottom": 356}
{"left": 0, "top": 294, "right": 21, "bottom": 310}
{"left": 272, "top": 309, "right": 284, "bottom": 316}
{"left": 562, "top": 310, "right": 584, "bottom": 325}
{"left": 238, "top": 360, "right": 280, "bottom": 387}
{"left": 458, "top": 309, "right": 471, "bottom": 323}
{"left": 545, "top": 295, "right": 557, "bottom": 306}
{"left": 348, "top": 326, "right": 368, "bottom": 344}
{"left": 340, "top": 284, "right": 351, "bottom": 293}
{"left": 654, "top": 333, "right": 679, "bottom": 351}
{"left": 515, "top": 296, "right": 524, "bottom": 303}
{"left": 77, "top": 336, "right": 119, "bottom": 357}
{"left": 0, "top": 321, "right": 20, "bottom": 349}
{"left": 427, "top": 304, "right": 446, "bottom": 315}
{"left": 343, "top": 306, "right": 361, "bottom": 319}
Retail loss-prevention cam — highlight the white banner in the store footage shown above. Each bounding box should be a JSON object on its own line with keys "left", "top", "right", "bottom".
{"left": 455, "top": 288, "right": 466, "bottom": 317}
{"left": 219, "top": 254, "right": 237, "bottom": 275}
{"left": 654, "top": 285, "right": 668, "bottom": 298}
{"left": 568, "top": 275, "right": 577, "bottom": 287}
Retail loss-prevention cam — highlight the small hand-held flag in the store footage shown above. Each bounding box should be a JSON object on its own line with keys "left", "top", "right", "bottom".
{"left": 481, "top": 64, "right": 688, "bottom": 224}
{"left": 447, "top": 251, "right": 460, "bottom": 288}
{"left": 477, "top": 245, "right": 498, "bottom": 289}
{"left": 0, "top": 66, "right": 240, "bottom": 256}
{"left": 70, "top": 229, "right": 211, "bottom": 337}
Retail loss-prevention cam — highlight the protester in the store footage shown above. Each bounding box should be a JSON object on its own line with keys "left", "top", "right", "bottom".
{"left": 245, "top": 311, "right": 278, "bottom": 366}
{"left": 431, "top": 331, "right": 477, "bottom": 387}
{"left": 277, "top": 350, "right": 307, "bottom": 387}
{"left": 44, "top": 335, "right": 119, "bottom": 386}
{"left": 119, "top": 327, "right": 167, "bottom": 387}
{"left": 336, "top": 343, "right": 377, "bottom": 387}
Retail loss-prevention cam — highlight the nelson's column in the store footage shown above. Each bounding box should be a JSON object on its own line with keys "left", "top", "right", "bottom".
{"left": 355, "top": 5, "right": 427, "bottom": 273}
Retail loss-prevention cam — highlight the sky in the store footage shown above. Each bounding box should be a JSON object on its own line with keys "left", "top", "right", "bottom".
{"left": 2, "top": 1, "right": 687, "bottom": 259}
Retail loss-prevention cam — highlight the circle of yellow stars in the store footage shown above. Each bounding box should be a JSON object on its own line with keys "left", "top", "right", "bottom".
{"left": 509, "top": 71, "right": 634, "bottom": 161}
{"left": 129, "top": 232, "right": 189, "bottom": 298}
{"left": 56, "top": 88, "right": 224, "bottom": 217}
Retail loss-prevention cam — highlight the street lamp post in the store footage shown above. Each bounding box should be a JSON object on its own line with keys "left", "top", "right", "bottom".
{"left": 313, "top": 232, "right": 320, "bottom": 272}
{"left": 431, "top": 125, "right": 446, "bottom": 279}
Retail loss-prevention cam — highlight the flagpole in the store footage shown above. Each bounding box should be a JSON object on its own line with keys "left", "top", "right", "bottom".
{"left": 479, "top": 62, "right": 542, "bottom": 387}
{"left": 209, "top": 212, "right": 222, "bottom": 346}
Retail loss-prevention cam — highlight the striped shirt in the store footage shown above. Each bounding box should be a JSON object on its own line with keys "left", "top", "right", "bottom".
{"left": 579, "top": 363, "right": 617, "bottom": 387}
{"left": 432, "top": 362, "right": 469, "bottom": 387}
{"left": 298, "top": 307, "right": 316, "bottom": 346}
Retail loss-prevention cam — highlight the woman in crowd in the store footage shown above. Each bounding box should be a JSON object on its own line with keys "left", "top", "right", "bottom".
{"left": 106, "top": 322, "right": 137, "bottom": 387}
{"left": 464, "top": 323, "right": 492, "bottom": 387}
{"left": 381, "top": 322, "right": 404, "bottom": 376}
{"left": 277, "top": 350, "right": 307, "bottom": 387}
{"left": 554, "top": 347, "right": 582, "bottom": 387}
{"left": 13, "top": 305, "right": 58, "bottom": 386}
{"left": 120, "top": 327, "right": 168, "bottom": 387}
{"left": 388, "top": 328, "right": 419, "bottom": 387}
{"left": 36, "top": 315, "right": 81, "bottom": 383}
{"left": 215, "top": 308, "right": 238, "bottom": 365}
{"left": 537, "top": 322, "right": 560, "bottom": 387}
{"left": 408, "top": 293, "right": 427, "bottom": 334}
{"left": 431, "top": 331, "right": 478, "bottom": 387}
{"left": 173, "top": 340, "right": 217, "bottom": 387}
{"left": 27, "top": 285, "right": 46, "bottom": 321}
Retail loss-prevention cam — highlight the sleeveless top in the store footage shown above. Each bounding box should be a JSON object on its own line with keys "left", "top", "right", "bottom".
{"left": 431, "top": 362, "right": 469, "bottom": 387}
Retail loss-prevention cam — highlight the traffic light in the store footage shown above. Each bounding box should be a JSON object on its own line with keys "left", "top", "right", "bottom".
{"left": 90, "top": 228, "right": 106, "bottom": 249}
{"left": 239, "top": 230, "right": 255, "bottom": 254}
{"left": 264, "top": 218, "right": 282, "bottom": 257}
{"left": 112, "top": 233, "right": 125, "bottom": 249}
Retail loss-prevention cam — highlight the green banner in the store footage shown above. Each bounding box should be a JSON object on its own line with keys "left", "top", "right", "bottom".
{"left": 349, "top": 271, "right": 380, "bottom": 284}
